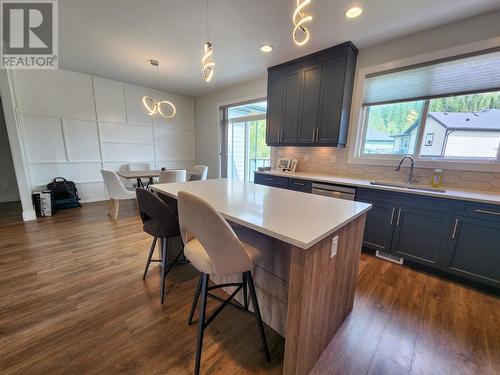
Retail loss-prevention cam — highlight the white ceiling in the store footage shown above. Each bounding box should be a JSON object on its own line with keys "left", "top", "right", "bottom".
{"left": 59, "top": 0, "right": 500, "bottom": 97}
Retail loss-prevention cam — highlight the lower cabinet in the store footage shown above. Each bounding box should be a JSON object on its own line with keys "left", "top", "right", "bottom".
{"left": 391, "top": 207, "right": 452, "bottom": 267}
{"left": 443, "top": 216, "right": 500, "bottom": 287}
{"left": 357, "top": 188, "right": 500, "bottom": 289}
{"left": 254, "top": 180, "right": 499, "bottom": 289}
{"left": 362, "top": 200, "right": 396, "bottom": 253}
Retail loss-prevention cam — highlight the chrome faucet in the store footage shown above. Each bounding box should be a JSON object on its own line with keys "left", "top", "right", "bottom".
{"left": 396, "top": 155, "right": 416, "bottom": 184}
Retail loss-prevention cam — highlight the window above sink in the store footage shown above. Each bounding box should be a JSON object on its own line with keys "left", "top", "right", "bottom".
{"left": 351, "top": 47, "right": 500, "bottom": 172}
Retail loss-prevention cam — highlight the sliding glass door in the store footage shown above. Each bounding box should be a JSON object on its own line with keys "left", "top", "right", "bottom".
{"left": 220, "top": 100, "right": 270, "bottom": 182}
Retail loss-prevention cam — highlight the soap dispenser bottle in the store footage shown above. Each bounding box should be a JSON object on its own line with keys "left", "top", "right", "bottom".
{"left": 431, "top": 169, "right": 443, "bottom": 188}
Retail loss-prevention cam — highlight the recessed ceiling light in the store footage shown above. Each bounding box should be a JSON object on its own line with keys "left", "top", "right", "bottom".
{"left": 260, "top": 45, "right": 273, "bottom": 53}
{"left": 345, "top": 6, "right": 363, "bottom": 18}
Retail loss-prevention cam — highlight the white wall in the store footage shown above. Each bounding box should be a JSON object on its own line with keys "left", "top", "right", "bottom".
{"left": 0, "top": 97, "right": 19, "bottom": 202}
{"left": 194, "top": 76, "right": 266, "bottom": 178}
{"left": 356, "top": 10, "right": 500, "bottom": 70}
{"left": 12, "top": 69, "right": 195, "bottom": 202}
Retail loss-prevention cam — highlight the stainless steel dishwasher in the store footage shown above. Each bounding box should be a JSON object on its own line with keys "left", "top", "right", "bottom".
{"left": 311, "top": 183, "right": 356, "bottom": 200}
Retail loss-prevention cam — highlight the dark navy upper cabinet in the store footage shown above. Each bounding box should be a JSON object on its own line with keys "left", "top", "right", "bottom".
{"left": 316, "top": 56, "right": 350, "bottom": 145}
{"left": 298, "top": 64, "right": 322, "bottom": 144}
{"left": 282, "top": 69, "right": 303, "bottom": 143}
{"left": 266, "top": 42, "right": 358, "bottom": 147}
{"left": 266, "top": 73, "right": 284, "bottom": 144}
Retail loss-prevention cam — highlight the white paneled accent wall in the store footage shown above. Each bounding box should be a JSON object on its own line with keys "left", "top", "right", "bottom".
{"left": 13, "top": 69, "right": 195, "bottom": 202}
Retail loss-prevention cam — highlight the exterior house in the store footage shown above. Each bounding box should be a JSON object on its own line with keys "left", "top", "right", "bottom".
{"left": 390, "top": 109, "right": 500, "bottom": 158}
{"left": 364, "top": 128, "right": 395, "bottom": 153}
{"left": 391, "top": 122, "right": 419, "bottom": 154}
{"left": 423, "top": 109, "right": 500, "bottom": 158}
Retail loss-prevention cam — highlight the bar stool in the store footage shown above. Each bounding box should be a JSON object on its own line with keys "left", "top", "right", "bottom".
{"left": 136, "top": 188, "right": 185, "bottom": 304}
{"left": 177, "top": 191, "right": 270, "bottom": 375}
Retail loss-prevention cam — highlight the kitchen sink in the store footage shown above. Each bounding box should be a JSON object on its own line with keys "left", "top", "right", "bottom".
{"left": 370, "top": 181, "right": 447, "bottom": 193}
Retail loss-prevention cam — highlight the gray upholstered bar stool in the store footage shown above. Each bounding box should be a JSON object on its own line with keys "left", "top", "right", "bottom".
{"left": 136, "top": 188, "right": 185, "bottom": 304}
{"left": 177, "top": 191, "right": 270, "bottom": 375}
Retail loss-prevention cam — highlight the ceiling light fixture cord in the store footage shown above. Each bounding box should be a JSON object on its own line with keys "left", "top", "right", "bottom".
{"left": 202, "top": 0, "right": 215, "bottom": 82}
{"left": 293, "top": 0, "right": 312, "bottom": 46}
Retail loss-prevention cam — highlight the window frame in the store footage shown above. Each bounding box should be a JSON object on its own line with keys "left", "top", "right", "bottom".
{"left": 348, "top": 38, "right": 500, "bottom": 173}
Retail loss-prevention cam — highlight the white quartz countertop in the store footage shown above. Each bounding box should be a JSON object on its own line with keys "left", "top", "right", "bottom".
{"left": 151, "top": 179, "right": 371, "bottom": 250}
{"left": 257, "top": 170, "right": 500, "bottom": 205}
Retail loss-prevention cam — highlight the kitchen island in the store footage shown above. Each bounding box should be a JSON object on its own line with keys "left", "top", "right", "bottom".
{"left": 151, "top": 179, "right": 371, "bottom": 375}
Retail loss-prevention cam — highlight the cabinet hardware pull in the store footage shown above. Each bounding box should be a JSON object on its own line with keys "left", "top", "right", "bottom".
{"left": 280, "top": 130, "right": 283, "bottom": 143}
{"left": 451, "top": 218, "right": 459, "bottom": 239}
{"left": 294, "top": 182, "right": 305, "bottom": 186}
{"left": 389, "top": 207, "right": 395, "bottom": 225}
{"left": 474, "top": 209, "right": 500, "bottom": 217}
{"left": 312, "top": 129, "right": 315, "bottom": 142}
{"left": 396, "top": 208, "right": 402, "bottom": 226}
{"left": 315, "top": 128, "right": 319, "bottom": 142}
{"left": 264, "top": 177, "right": 274, "bottom": 181}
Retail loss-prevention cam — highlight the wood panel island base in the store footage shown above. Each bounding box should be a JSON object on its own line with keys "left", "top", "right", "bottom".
{"left": 151, "top": 179, "right": 371, "bottom": 375}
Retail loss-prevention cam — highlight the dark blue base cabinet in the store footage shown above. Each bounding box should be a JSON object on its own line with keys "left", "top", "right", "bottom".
{"left": 356, "top": 188, "right": 500, "bottom": 289}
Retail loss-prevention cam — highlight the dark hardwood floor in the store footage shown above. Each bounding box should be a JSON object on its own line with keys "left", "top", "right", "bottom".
{"left": 0, "top": 201, "right": 498, "bottom": 375}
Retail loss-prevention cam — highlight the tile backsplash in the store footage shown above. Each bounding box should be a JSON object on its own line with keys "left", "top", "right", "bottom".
{"left": 272, "top": 147, "right": 500, "bottom": 193}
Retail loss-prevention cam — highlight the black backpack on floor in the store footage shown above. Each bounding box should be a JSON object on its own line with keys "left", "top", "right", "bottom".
{"left": 46, "top": 177, "right": 81, "bottom": 209}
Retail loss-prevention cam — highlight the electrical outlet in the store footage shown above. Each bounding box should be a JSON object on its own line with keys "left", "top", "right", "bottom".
{"left": 304, "top": 153, "right": 309, "bottom": 161}
{"left": 330, "top": 235, "right": 338, "bottom": 259}
{"left": 331, "top": 155, "right": 337, "bottom": 163}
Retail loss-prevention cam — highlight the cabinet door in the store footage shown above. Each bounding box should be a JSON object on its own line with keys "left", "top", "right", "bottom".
{"left": 254, "top": 173, "right": 289, "bottom": 188}
{"left": 281, "top": 69, "right": 303, "bottom": 143}
{"left": 391, "top": 207, "right": 452, "bottom": 267}
{"left": 298, "top": 64, "right": 321, "bottom": 144}
{"left": 316, "top": 56, "right": 347, "bottom": 144}
{"left": 266, "top": 73, "right": 284, "bottom": 145}
{"left": 362, "top": 201, "right": 397, "bottom": 252}
{"left": 443, "top": 216, "right": 500, "bottom": 287}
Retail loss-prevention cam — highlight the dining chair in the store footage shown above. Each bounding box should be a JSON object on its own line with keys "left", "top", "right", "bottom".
{"left": 128, "top": 162, "right": 151, "bottom": 187}
{"left": 177, "top": 191, "right": 270, "bottom": 375}
{"left": 188, "top": 165, "right": 208, "bottom": 181}
{"left": 136, "top": 188, "right": 185, "bottom": 304}
{"left": 159, "top": 170, "right": 187, "bottom": 184}
{"left": 117, "top": 164, "right": 134, "bottom": 189}
{"left": 101, "top": 170, "right": 136, "bottom": 220}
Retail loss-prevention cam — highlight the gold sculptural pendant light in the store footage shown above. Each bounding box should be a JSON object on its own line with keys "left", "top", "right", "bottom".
{"left": 293, "top": 0, "right": 312, "bottom": 46}
{"left": 202, "top": 0, "right": 215, "bottom": 82}
{"left": 142, "top": 59, "right": 176, "bottom": 119}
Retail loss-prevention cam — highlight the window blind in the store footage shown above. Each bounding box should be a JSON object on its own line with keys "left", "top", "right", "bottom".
{"left": 363, "top": 49, "right": 500, "bottom": 106}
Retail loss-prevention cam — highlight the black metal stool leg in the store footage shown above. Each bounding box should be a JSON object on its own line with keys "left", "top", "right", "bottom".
{"left": 160, "top": 238, "right": 169, "bottom": 304}
{"left": 245, "top": 271, "right": 271, "bottom": 362}
{"left": 242, "top": 273, "right": 248, "bottom": 310}
{"left": 188, "top": 274, "right": 203, "bottom": 325}
{"left": 143, "top": 237, "right": 157, "bottom": 280}
{"left": 194, "top": 273, "right": 209, "bottom": 375}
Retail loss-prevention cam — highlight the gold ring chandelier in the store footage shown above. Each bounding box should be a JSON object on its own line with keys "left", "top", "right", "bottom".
{"left": 202, "top": 42, "right": 215, "bottom": 82}
{"left": 142, "top": 96, "right": 176, "bottom": 119}
{"left": 142, "top": 60, "right": 176, "bottom": 119}
{"left": 293, "top": 0, "right": 312, "bottom": 46}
